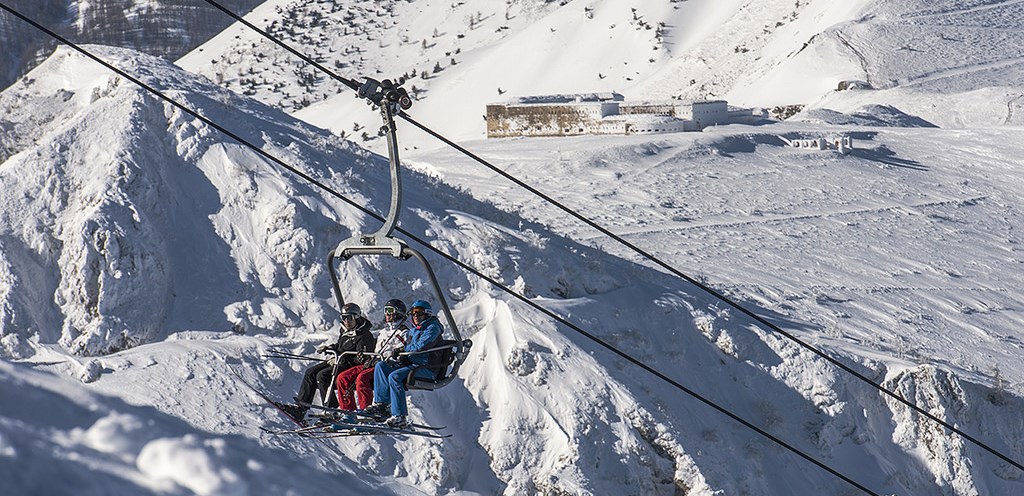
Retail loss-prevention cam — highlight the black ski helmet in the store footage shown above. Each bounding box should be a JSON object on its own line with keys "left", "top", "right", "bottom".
{"left": 341, "top": 302, "right": 362, "bottom": 318}
{"left": 384, "top": 299, "right": 407, "bottom": 319}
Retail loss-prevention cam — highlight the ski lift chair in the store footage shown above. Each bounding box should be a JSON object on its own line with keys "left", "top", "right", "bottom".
{"left": 402, "top": 338, "right": 466, "bottom": 391}
{"left": 326, "top": 76, "right": 471, "bottom": 393}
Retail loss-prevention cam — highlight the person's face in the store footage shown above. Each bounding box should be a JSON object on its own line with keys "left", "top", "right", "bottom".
{"left": 384, "top": 306, "right": 401, "bottom": 323}
{"left": 410, "top": 308, "right": 428, "bottom": 324}
{"left": 341, "top": 313, "right": 358, "bottom": 329}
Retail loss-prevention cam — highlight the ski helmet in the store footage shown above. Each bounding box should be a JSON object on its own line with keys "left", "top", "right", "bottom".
{"left": 384, "top": 299, "right": 407, "bottom": 319}
{"left": 341, "top": 302, "right": 362, "bottom": 319}
{"left": 409, "top": 300, "right": 432, "bottom": 315}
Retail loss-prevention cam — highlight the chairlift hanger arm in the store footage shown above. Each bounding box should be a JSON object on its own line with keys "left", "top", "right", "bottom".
{"left": 355, "top": 77, "right": 411, "bottom": 241}
{"left": 332, "top": 77, "right": 413, "bottom": 259}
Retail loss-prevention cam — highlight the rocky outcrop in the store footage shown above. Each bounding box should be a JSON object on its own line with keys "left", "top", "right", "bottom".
{"left": 0, "top": 0, "right": 261, "bottom": 90}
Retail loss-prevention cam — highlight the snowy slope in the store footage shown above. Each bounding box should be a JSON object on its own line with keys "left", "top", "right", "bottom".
{"left": 406, "top": 119, "right": 1024, "bottom": 492}
{"left": 3, "top": 42, "right": 1024, "bottom": 495}
{"left": 408, "top": 118, "right": 1024, "bottom": 381}
{"left": 2, "top": 2, "right": 1024, "bottom": 494}
{"left": 0, "top": 45, "right": 757, "bottom": 495}
{"left": 0, "top": 45, "right": 371, "bottom": 356}
{"left": 0, "top": 0, "right": 262, "bottom": 90}
{"left": 178, "top": 0, "right": 1024, "bottom": 154}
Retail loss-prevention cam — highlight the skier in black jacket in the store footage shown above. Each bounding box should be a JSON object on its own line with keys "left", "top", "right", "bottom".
{"left": 279, "top": 302, "right": 375, "bottom": 422}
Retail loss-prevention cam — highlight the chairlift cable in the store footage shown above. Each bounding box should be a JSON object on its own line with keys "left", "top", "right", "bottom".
{"left": 188, "top": 0, "right": 1023, "bottom": 473}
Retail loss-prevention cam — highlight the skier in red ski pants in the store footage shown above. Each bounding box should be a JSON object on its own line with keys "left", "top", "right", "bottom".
{"left": 336, "top": 299, "right": 409, "bottom": 410}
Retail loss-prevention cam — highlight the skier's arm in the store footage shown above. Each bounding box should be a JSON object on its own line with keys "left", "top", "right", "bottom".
{"left": 405, "top": 322, "right": 442, "bottom": 352}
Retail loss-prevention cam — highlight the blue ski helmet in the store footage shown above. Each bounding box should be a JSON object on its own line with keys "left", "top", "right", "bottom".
{"left": 409, "top": 300, "right": 432, "bottom": 314}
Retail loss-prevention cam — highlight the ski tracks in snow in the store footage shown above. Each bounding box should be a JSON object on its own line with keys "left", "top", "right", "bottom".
{"left": 578, "top": 194, "right": 990, "bottom": 239}
{"left": 900, "top": 0, "right": 1024, "bottom": 21}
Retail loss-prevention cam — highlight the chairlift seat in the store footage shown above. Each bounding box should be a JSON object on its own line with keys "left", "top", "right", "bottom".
{"left": 405, "top": 339, "right": 474, "bottom": 391}
{"left": 406, "top": 339, "right": 458, "bottom": 391}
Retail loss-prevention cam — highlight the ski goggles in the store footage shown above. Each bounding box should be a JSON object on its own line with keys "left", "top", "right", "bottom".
{"left": 341, "top": 313, "right": 358, "bottom": 321}
{"left": 384, "top": 306, "right": 401, "bottom": 316}
{"left": 409, "top": 309, "right": 429, "bottom": 318}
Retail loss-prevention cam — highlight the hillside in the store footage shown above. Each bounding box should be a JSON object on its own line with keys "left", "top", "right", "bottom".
{"left": 1, "top": 41, "right": 1023, "bottom": 495}
{"left": 178, "top": 0, "right": 1024, "bottom": 153}
{"left": 2, "top": 0, "right": 1024, "bottom": 494}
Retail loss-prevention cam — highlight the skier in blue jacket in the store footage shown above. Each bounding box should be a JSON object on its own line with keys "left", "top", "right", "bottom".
{"left": 363, "top": 299, "right": 443, "bottom": 428}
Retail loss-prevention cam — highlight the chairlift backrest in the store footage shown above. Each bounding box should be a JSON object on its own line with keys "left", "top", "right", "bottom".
{"left": 404, "top": 338, "right": 473, "bottom": 391}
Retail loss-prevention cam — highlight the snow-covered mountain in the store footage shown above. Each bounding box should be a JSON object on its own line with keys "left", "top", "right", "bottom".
{"left": 0, "top": 0, "right": 261, "bottom": 90}
{"left": 178, "top": 0, "right": 1024, "bottom": 151}
{"left": 2, "top": 0, "right": 1024, "bottom": 494}
{"left": 0, "top": 45, "right": 738, "bottom": 495}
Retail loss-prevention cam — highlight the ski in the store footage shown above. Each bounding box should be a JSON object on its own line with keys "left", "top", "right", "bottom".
{"left": 229, "top": 367, "right": 309, "bottom": 426}
{"left": 264, "top": 427, "right": 450, "bottom": 439}
{"left": 327, "top": 419, "right": 451, "bottom": 437}
{"left": 228, "top": 366, "right": 349, "bottom": 456}
{"left": 297, "top": 400, "right": 447, "bottom": 431}
{"left": 258, "top": 425, "right": 324, "bottom": 439}
{"left": 229, "top": 366, "right": 448, "bottom": 442}
{"left": 264, "top": 420, "right": 451, "bottom": 439}
{"left": 318, "top": 428, "right": 451, "bottom": 440}
{"left": 260, "top": 417, "right": 451, "bottom": 439}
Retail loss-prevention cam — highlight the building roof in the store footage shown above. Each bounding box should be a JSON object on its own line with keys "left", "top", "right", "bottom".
{"left": 493, "top": 92, "right": 625, "bottom": 105}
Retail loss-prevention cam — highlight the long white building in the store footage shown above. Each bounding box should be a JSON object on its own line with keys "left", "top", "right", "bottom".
{"left": 485, "top": 93, "right": 760, "bottom": 138}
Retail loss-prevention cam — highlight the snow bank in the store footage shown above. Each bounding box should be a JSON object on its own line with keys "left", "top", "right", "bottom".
{"left": 136, "top": 435, "right": 248, "bottom": 496}
{"left": 795, "top": 104, "right": 938, "bottom": 128}
{"left": 0, "top": 45, "right": 369, "bottom": 355}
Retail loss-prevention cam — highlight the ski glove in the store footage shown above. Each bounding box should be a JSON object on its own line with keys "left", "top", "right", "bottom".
{"left": 317, "top": 344, "right": 334, "bottom": 354}
{"left": 389, "top": 347, "right": 404, "bottom": 360}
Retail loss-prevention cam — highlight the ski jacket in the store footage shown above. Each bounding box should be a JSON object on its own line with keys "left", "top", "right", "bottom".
{"left": 324, "top": 317, "right": 375, "bottom": 370}
{"left": 368, "top": 321, "right": 409, "bottom": 367}
{"left": 405, "top": 315, "right": 443, "bottom": 366}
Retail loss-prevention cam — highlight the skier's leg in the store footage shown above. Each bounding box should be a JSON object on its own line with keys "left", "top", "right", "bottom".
{"left": 386, "top": 366, "right": 415, "bottom": 417}
{"left": 334, "top": 366, "right": 362, "bottom": 410}
{"left": 296, "top": 362, "right": 328, "bottom": 405}
{"left": 373, "top": 361, "right": 394, "bottom": 405}
{"left": 354, "top": 367, "right": 375, "bottom": 410}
